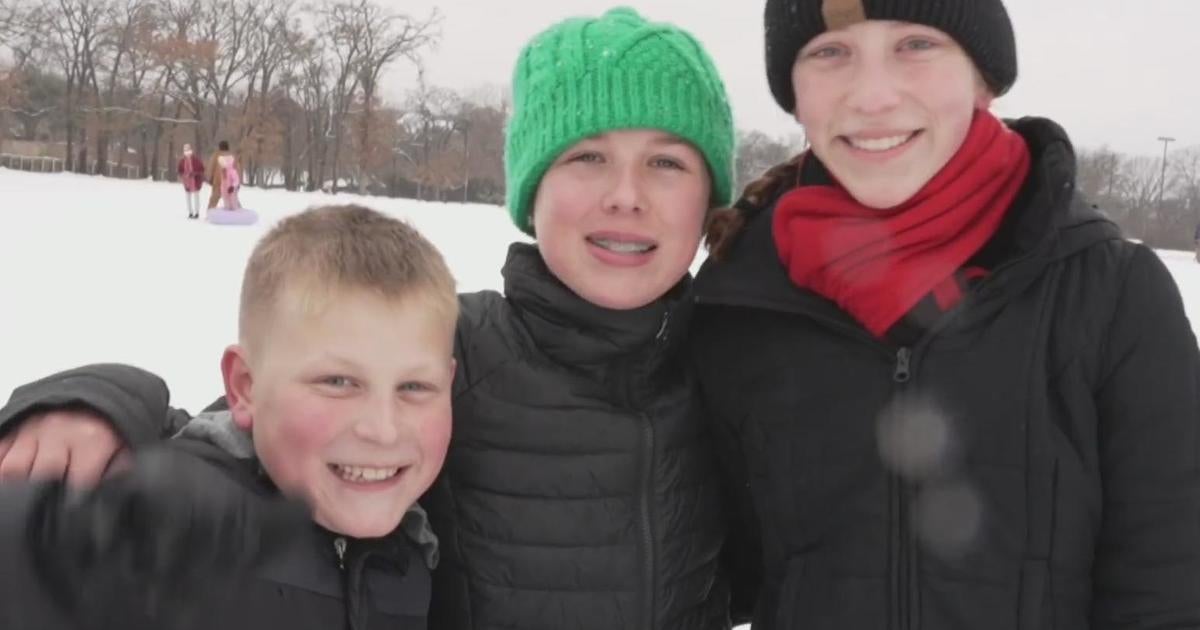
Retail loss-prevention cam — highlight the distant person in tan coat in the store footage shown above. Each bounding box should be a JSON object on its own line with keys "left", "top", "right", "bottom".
{"left": 207, "top": 140, "right": 232, "bottom": 210}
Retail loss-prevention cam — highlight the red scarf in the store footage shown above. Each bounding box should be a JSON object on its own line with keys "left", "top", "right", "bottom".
{"left": 772, "top": 111, "right": 1031, "bottom": 338}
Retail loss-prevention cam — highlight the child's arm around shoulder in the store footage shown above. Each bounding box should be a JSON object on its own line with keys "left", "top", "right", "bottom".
{"left": 0, "top": 363, "right": 181, "bottom": 446}
{"left": 0, "top": 363, "right": 199, "bottom": 486}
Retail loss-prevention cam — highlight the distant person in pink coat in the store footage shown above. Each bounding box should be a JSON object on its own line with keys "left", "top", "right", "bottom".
{"left": 176, "top": 144, "right": 205, "bottom": 219}
{"left": 217, "top": 153, "right": 242, "bottom": 211}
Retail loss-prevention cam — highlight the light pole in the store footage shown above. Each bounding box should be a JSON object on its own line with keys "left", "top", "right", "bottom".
{"left": 1158, "top": 136, "right": 1177, "bottom": 210}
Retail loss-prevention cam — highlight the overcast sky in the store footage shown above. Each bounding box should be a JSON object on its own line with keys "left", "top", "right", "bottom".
{"left": 380, "top": 0, "right": 1200, "bottom": 157}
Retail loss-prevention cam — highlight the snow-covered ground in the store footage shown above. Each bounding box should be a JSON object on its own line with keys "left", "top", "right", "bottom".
{"left": 2, "top": 167, "right": 1199, "bottom": 411}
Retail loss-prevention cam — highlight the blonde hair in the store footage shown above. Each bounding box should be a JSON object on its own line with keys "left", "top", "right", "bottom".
{"left": 239, "top": 204, "right": 457, "bottom": 352}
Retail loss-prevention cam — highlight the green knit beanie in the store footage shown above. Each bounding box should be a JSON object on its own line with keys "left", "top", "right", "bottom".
{"left": 505, "top": 7, "right": 736, "bottom": 236}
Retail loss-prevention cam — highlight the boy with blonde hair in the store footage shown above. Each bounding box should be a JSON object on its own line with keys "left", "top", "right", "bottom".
{"left": 0, "top": 204, "right": 456, "bottom": 630}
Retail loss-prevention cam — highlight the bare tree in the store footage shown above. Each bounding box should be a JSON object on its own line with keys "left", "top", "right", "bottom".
{"left": 120, "top": 5, "right": 170, "bottom": 178}
{"left": 0, "top": 0, "right": 17, "bottom": 34}
{"left": 139, "top": 18, "right": 180, "bottom": 180}
{"left": 313, "top": 0, "right": 367, "bottom": 193}
{"left": 44, "top": 0, "right": 113, "bottom": 172}
{"left": 401, "top": 77, "right": 461, "bottom": 199}
{"left": 294, "top": 34, "right": 333, "bottom": 191}
{"left": 0, "top": 0, "right": 40, "bottom": 152}
{"left": 1119, "top": 156, "right": 1163, "bottom": 208}
{"left": 273, "top": 24, "right": 316, "bottom": 190}
{"left": 1171, "top": 146, "right": 1200, "bottom": 217}
{"left": 151, "top": 0, "right": 257, "bottom": 152}
{"left": 196, "top": 0, "right": 259, "bottom": 146}
{"left": 0, "top": 0, "right": 29, "bottom": 47}
{"left": 236, "top": 0, "right": 301, "bottom": 184}
{"left": 0, "top": 0, "right": 72, "bottom": 146}
{"left": 79, "top": 0, "right": 155, "bottom": 175}
{"left": 457, "top": 95, "right": 506, "bottom": 202}
{"left": 1114, "top": 155, "right": 1166, "bottom": 238}
{"left": 350, "top": 2, "right": 439, "bottom": 194}
{"left": 735, "top": 130, "right": 797, "bottom": 196}
{"left": 418, "top": 144, "right": 465, "bottom": 200}
{"left": 1078, "top": 146, "right": 1119, "bottom": 201}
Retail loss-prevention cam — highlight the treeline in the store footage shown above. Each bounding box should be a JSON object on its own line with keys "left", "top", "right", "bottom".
{"left": 1, "top": 1, "right": 1195, "bottom": 247}
{"left": 0, "top": 0, "right": 505, "bottom": 200}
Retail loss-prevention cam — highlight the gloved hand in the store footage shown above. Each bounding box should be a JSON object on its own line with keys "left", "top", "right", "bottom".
{"left": 227, "top": 186, "right": 234, "bottom": 194}
{"left": 29, "top": 447, "right": 309, "bottom": 623}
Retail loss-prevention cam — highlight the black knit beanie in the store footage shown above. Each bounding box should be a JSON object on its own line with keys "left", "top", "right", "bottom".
{"left": 764, "top": 0, "right": 1018, "bottom": 112}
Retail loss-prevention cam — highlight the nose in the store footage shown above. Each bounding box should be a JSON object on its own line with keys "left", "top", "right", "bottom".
{"left": 844, "top": 57, "right": 902, "bottom": 116}
{"left": 601, "top": 163, "right": 645, "bottom": 215}
{"left": 353, "top": 397, "right": 401, "bottom": 445}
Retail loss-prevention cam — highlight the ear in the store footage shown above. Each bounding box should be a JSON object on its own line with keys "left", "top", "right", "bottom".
{"left": 975, "top": 92, "right": 995, "bottom": 111}
{"left": 974, "top": 76, "right": 996, "bottom": 110}
{"left": 221, "top": 344, "right": 256, "bottom": 430}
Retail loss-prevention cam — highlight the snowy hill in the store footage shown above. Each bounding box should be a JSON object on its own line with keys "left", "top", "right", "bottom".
{"left": 2, "top": 167, "right": 1199, "bottom": 412}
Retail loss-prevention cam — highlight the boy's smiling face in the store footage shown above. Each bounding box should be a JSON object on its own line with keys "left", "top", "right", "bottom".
{"left": 223, "top": 286, "right": 455, "bottom": 538}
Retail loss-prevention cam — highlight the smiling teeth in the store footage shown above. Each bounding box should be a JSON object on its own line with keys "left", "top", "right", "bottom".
{"left": 332, "top": 464, "right": 401, "bottom": 483}
{"left": 848, "top": 134, "right": 914, "bottom": 152}
{"left": 591, "top": 239, "right": 653, "bottom": 254}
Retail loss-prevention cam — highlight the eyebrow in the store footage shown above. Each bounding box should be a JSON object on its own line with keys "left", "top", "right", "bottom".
{"left": 316, "top": 351, "right": 444, "bottom": 374}
{"left": 576, "top": 132, "right": 689, "bottom": 146}
{"left": 887, "top": 21, "right": 938, "bottom": 33}
{"left": 316, "top": 352, "right": 361, "bottom": 370}
{"left": 646, "top": 134, "right": 693, "bottom": 149}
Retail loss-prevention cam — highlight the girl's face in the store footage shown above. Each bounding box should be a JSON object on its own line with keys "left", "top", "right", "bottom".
{"left": 532, "top": 129, "right": 711, "bottom": 310}
{"left": 183, "top": 145, "right": 193, "bottom": 156}
{"left": 792, "top": 20, "right": 993, "bottom": 209}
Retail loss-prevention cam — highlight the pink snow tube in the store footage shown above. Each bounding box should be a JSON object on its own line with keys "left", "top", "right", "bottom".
{"left": 207, "top": 208, "right": 259, "bottom": 225}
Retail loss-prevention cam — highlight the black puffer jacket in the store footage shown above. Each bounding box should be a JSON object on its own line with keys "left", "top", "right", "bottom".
{"left": 426, "top": 243, "right": 731, "bottom": 630}
{"left": 0, "top": 436, "right": 431, "bottom": 630}
{"left": 690, "top": 118, "right": 1200, "bottom": 630}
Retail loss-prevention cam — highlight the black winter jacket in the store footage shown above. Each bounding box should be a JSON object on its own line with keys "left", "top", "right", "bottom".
{"left": 426, "top": 243, "right": 731, "bottom": 630}
{"left": 0, "top": 433, "right": 431, "bottom": 630}
{"left": 689, "top": 117, "right": 1200, "bottom": 630}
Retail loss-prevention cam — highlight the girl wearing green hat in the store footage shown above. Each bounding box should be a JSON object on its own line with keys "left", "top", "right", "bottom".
{"left": 422, "top": 7, "right": 741, "bottom": 629}
{"left": 693, "top": 0, "right": 1200, "bottom": 627}
{"left": 0, "top": 6, "right": 747, "bottom": 630}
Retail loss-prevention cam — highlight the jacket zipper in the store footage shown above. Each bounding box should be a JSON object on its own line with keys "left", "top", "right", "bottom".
{"left": 638, "top": 310, "right": 668, "bottom": 630}
{"left": 655, "top": 309, "right": 670, "bottom": 342}
{"left": 892, "top": 347, "right": 917, "bottom": 630}
{"left": 640, "top": 414, "right": 656, "bottom": 630}
{"left": 334, "top": 536, "right": 361, "bottom": 630}
{"left": 893, "top": 347, "right": 912, "bottom": 383}
{"left": 334, "top": 536, "right": 348, "bottom": 570}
